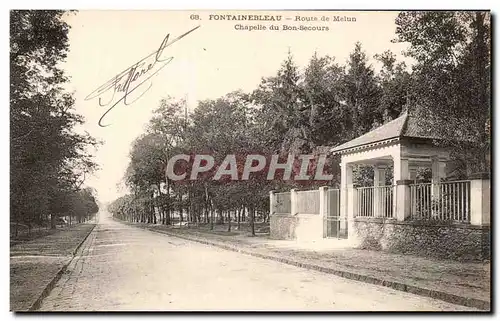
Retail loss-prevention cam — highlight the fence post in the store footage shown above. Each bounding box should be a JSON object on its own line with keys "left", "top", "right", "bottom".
{"left": 410, "top": 184, "right": 416, "bottom": 218}
{"left": 395, "top": 180, "right": 411, "bottom": 221}
{"left": 318, "top": 186, "right": 328, "bottom": 238}
{"left": 340, "top": 162, "right": 356, "bottom": 243}
{"left": 373, "top": 166, "right": 386, "bottom": 217}
{"left": 290, "top": 189, "right": 298, "bottom": 216}
{"left": 346, "top": 184, "right": 356, "bottom": 243}
{"left": 470, "top": 174, "right": 490, "bottom": 226}
{"left": 269, "top": 190, "right": 275, "bottom": 216}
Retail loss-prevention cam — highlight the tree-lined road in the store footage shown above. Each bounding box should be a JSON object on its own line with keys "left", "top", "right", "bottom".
{"left": 39, "top": 212, "right": 474, "bottom": 311}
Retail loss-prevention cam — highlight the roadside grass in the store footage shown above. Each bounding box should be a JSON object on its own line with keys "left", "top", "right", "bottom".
{"left": 167, "top": 221, "right": 270, "bottom": 235}
{"left": 10, "top": 257, "right": 68, "bottom": 311}
{"left": 10, "top": 223, "right": 95, "bottom": 311}
{"left": 10, "top": 223, "right": 86, "bottom": 246}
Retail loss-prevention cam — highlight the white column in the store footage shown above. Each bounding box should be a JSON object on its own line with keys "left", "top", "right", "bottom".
{"left": 470, "top": 176, "right": 490, "bottom": 226}
{"left": 394, "top": 152, "right": 411, "bottom": 221}
{"left": 340, "top": 161, "right": 355, "bottom": 243}
{"left": 290, "top": 189, "right": 298, "bottom": 216}
{"left": 373, "top": 165, "right": 386, "bottom": 217}
{"left": 394, "top": 157, "right": 409, "bottom": 183}
{"left": 269, "top": 191, "right": 275, "bottom": 216}
{"left": 409, "top": 166, "right": 418, "bottom": 216}
{"left": 318, "top": 186, "right": 328, "bottom": 238}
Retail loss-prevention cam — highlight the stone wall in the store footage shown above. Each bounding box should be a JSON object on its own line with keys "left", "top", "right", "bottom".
{"left": 294, "top": 214, "right": 323, "bottom": 242}
{"left": 270, "top": 214, "right": 298, "bottom": 240}
{"left": 353, "top": 217, "right": 490, "bottom": 261}
{"left": 270, "top": 214, "right": 323, "bottom": 241}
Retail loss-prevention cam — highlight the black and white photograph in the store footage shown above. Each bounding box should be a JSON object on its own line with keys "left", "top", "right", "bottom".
{"left": 9, "top": 8, "right": 491, "bottom": 312}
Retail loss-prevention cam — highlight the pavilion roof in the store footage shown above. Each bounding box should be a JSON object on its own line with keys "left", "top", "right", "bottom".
{"left": 330, "top": 112, "right": 441, "bottom": 154}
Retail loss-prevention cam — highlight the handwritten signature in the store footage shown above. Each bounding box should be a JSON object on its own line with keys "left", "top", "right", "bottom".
{"left": 85, "top": 25, "right": 201, "bottom": 127}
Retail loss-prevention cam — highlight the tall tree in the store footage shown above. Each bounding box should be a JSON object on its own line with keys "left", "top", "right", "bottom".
{"left": 394, "top": 11, "right": 491, "bottom": 174}
{"left": 252, "top": 52, "right": 306, "bottom": 153}
{"left": 302, "top": 53, "right": 346, "bottom": 147}
{"left": 341, "top": 42, "right": 382, "bottom": 138}
{"left": 374, "top": 50, "right": 412, "bottom": 123}
{"left": 10, "top": 10, "right": 99, "bottom": 230}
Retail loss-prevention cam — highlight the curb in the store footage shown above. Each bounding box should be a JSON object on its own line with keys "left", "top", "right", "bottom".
{"left": 27, "top": 224, "right": 96, "bottom": 312}
{"left": 134, "top": 224, "right": 490, "bottom": 311}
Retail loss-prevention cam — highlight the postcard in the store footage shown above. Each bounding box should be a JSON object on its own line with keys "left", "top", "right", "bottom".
{"left": 10, "top": 10, "right": 491, "bottom": 312}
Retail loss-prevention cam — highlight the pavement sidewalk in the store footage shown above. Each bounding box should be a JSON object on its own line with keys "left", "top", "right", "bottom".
{"left": 127, "top": 222, "right": 490, "bottom": 311}
{"left": 10, "top": 223, "right": 96, "bottom": 311}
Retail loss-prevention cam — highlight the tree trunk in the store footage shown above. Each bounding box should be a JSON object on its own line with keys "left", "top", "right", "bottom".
{"left": 37, "top": 211, "right": 41, "bottom": 233}
{"left": 210, "top": 208, "right": 214, "bottom": 230}
{"left": 188, "top": 188, "right": 193, "bottom": 224}
{"left": 227, "top": 211, "right": 231, "bottom": 232}
{"left": 250, "top": 207, "right": 256, "bottom": 236}
{"left": 195, "top": 204, "right": 200, "bottom": 226}
{"left": 152, "top": 202, "right": 157, "bottom": 224}
{"left": 51, "top": 213, "right": 56, "bottom": 229}
{"left": 203, "top": 184, "right": 210, "bottom": 225}
{"left": 178, "top": 194, "right": 183, "bottom": 224}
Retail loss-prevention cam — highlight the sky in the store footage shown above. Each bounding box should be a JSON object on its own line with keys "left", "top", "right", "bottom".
{"left": 61, "top": 10, "right": 411, "bottom": 203}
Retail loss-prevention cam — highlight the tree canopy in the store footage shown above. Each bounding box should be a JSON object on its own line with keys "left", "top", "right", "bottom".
{"left": 10, "top": 10, "right": 100, "bottom": 232}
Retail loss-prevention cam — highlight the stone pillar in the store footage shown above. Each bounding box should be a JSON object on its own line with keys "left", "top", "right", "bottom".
{"left": 393, "top": 157, "right": 409, "bottom": 183}
{"left": 290, "top": 189, "right": 298, "bottom": 216}
{"left": 346, "top": 184, "right": 355, "bottom": 239}
{"left": 340, "top": 161, "right": 355, "bottom": 243}
{"left": 269, "top": 190, "right": 275, "bottom": 216}
{"left": 394, "top": 154, "right": 410, "bottom": 221}
{"left": 340, "top": 162, "right": 353, "bottom": 218}
{"left": 373, "top": 165, "right": 386, "bottom": 217}
{"left": 318, "top": 186, "right": 328, "bottom": 238}
{"left": 395, "top": 180, "right": 412, "bottom": 221}
{"left": 470, "top": 174, "right": 490, "bottom": 226}
{"left": 409, "top": 167, "right": 418, "bottom": 215}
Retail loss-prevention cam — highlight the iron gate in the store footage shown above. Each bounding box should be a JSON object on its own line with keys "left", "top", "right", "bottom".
{"left": 324, "top": 189, "right": 347, "bottom": 239}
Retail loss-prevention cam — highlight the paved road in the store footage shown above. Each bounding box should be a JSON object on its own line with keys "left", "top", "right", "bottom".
{"left": 39, "top": 213, "right": 474, "bottom": 311}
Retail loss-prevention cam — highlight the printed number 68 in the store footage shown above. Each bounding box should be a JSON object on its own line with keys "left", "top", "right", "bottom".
{"left": 190, "top": 14, "right": 200, "bottom": 20}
